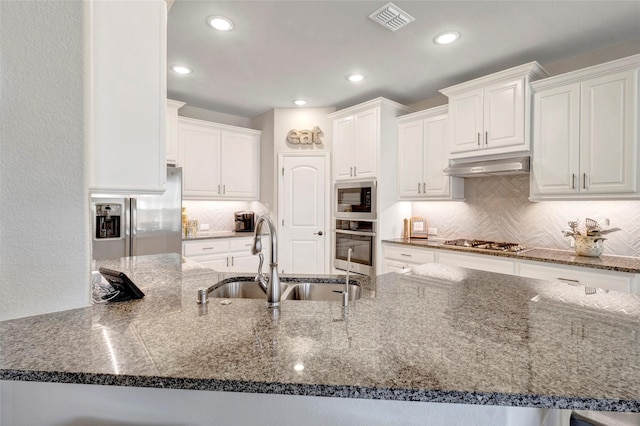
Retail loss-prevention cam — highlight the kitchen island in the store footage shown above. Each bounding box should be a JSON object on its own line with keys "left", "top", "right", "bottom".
{"left": 1, "top": 253, "right": 639, "bottom": 424}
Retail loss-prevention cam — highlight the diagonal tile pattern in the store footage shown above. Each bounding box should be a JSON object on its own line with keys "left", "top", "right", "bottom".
{"left": 412, "top": 175, "right": 640, "bottom": 257}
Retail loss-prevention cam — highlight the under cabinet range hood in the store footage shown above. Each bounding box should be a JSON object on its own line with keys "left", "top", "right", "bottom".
{"left": 443, "top": 156, "right": 530, "bottom": 178}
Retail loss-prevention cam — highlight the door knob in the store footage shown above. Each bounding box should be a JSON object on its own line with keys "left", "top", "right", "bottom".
{"left": 314, "top": 231, "right": 324, "bottom": 236}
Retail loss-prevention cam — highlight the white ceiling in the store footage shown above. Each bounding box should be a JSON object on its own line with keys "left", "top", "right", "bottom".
{"left": 167, "top": 1, "right": 640, "bottom": 118}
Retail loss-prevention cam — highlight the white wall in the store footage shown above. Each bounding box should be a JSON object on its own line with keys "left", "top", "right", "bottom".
{"left": 178, "top": 104, "right": 253, "bottom": 128}
{"left": 0, "top": 1, "right": 90, "bottom": 321}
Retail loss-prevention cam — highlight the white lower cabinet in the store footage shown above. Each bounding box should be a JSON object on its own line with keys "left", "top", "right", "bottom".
{"left": 382, "top": 245, "right": 435, "bottom": 273}
{"left": 381, "top": 242, "right": 638, "bottom": 294}
{"left": 437, "top": 251, "right": 516, "bottom": 275}
{"left": 518, "top": 261, "right": 633, "bottom": 294}
{"left": 183, "top": 237, "right": 269, "bottom": 273}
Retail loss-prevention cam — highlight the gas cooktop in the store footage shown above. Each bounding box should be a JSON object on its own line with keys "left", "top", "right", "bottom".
{"left": 443, "top": 239, "right": 527, "bottom": 253}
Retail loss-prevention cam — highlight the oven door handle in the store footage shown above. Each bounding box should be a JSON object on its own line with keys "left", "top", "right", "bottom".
{"left": 334, "top": 229, "right": 376, "bottom": 237}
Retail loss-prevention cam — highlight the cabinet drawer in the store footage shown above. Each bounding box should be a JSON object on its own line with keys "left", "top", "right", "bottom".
{"left": 229, "top": 237, "right": 255, "bottom": 252}
{"left": 384, "top": 244, "right": 435, "bottom": 264}
{"left": 183, "top": 240, "right": 229, "bottom": 256}
{"left": 518, "top": 262, "right": 632, "bottom": 293}
{"left": 437, "top": 251, "right": 515, "bottom": 275}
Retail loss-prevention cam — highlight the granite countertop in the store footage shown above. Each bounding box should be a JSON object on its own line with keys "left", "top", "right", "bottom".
{"left": 1, "top": 254, "right": 639, "bottom": 412}
{"left": 183, "top": 230, "right": 257, "bottom": 241}
{"left": 383, "top": 238, "right": 640, "bottom": 274}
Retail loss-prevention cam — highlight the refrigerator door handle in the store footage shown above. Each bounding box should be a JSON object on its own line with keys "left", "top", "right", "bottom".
{"left": 130, "top": 198, "right": 137, "bottom": 256}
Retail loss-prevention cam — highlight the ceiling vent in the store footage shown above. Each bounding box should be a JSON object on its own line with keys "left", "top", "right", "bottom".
{"left": 369, "top": 2, "right": 415, "bottom": 32}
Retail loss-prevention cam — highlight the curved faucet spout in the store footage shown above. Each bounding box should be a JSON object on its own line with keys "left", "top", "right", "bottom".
{"left": 252, "top": 215, "right": 280, "bottom": 308}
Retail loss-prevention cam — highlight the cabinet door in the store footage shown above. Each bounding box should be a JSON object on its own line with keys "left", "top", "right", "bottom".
{"left": 581, "top": 69, "right": 638, "bottom": 194}
{"left": 398, "top": 120, "right": 424, "bottom": 198}
{"left": 166, "top": 100, "right": 184, "bottom": 164}
{"left": 530, "top": 84, "right": 581, "bottom": 196}
{"left": 483, "top": 78, "right": 525, "bottom": 149}
{"left": 88, "top": 0, "right": 167, "bottom": 194}
{"left": 220, "top": 131, "right": 259, "bottom": 199}
{"left": 180, "top": 123, "right": 221, "bottom": 198}
{"left": 518, "top": 261, "right": 632, "bottom": 293}
{"left": 353, "top": 108, "right": 378, "bottom": 179}
{"left": 423, "top": 114, "right": 450, "bottom": 197}
{"left": 448, "top": 89, "right": 483, "bottom": 154}
{"left": 333, "top": 116, "right": 355, "bottom": 180}
{"left": 437, "top": 251, "right": 515, "bottom": 275}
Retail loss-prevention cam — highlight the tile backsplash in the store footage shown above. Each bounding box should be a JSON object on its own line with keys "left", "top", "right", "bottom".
{"left": 412, "top": 175, "right": 640, "bottom": 257}
{"left": 182, "top": 201, "right": 270, "bottom": 232}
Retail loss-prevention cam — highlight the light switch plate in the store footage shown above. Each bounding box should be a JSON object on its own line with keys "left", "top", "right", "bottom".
{"left": 200, "top": 223, "right": 210, "bottom": 231}
{"left": 427, "top": 227, "right": 438, "bottom": 236}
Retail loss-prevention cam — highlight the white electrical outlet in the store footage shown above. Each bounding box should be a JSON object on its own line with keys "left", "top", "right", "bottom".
{"left": 427, "top": 227, "right": 438, "bottom": 236}
{"left": 570, "top": 238, "right": 575, "bottom": 248}
{"left": 200, "top": 223, "right": 210, "bottom": 231}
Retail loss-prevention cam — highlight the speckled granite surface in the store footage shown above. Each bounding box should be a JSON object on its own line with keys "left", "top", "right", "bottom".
{"left": 384, "top": 238, "right": 640, "bottom": 273}
{"left": 1, "top": 254, "right": 639, "bottom": 412}
{"left": 183, "top": 231, "right": 255, "bottom": 240}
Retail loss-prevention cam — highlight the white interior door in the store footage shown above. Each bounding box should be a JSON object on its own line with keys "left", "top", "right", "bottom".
{"left": 279, "top": 154, "right": 327, "bottom": 274}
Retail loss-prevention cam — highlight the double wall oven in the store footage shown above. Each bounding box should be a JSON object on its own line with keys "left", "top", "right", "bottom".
{"left": 334, "top": 181, "right": 376, "bottom": 275}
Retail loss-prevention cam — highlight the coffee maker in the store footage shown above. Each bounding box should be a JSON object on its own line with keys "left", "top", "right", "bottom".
{"left": 234, "top": 211, "right": 255, "bottom": 232}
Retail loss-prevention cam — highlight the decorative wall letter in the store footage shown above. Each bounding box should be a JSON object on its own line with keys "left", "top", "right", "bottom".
{"left": 287, "top": 126, "right": 323, "bottom": 145}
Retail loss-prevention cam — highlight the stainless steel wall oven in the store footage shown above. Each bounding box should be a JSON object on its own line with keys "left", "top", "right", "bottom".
{"left": 334, "top": 219, "right": 375, "bottom": 276}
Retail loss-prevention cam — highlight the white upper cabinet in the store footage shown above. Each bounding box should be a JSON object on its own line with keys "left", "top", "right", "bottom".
{"left": 87, "top": 0, "right": 168, "bottom": 194}
{"left": 530, "top": 55, "right": 640, "bottom": 200}
{"left": 440, "top": 62, "right": 549, "bottom": 160}
{"left": 397, "top": 106, "right": 464, "bottom": 200}
{"left": 329, "top": 98, "right": 413, "bottom": 181}
{"left": 178, "top": 117, "right": 261, "bottom": 200}
{"left": 166, "top": 100, "right": 185, "bottom": 165}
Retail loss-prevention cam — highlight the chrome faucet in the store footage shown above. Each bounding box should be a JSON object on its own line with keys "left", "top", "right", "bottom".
{"left": 252, "top": 215, "right": 281, "bottom": 308}
{"left": 342, "top": 247, "right": 353, "bottom": 307}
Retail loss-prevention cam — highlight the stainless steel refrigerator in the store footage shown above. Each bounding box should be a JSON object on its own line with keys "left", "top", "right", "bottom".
{"left": 91, "top": 167, "right": 182, "bottom": 260}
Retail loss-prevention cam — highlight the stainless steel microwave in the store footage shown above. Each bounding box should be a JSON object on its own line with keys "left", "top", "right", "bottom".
{"left": 335, "top": 180, "right": 376, "bottom": 220}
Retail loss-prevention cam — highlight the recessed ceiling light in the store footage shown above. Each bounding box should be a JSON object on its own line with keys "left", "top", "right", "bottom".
{"left": 208, "top": 16, "right": 234, "bottom": 31}
{"left": 294, "top": 99, "right": 307, "bottom": 106}
{"left": 347, "top": 74, "right": 365, "bottom": 83}
{"left": 171, "top": 65, "right": 192, "bottom": 75}
{"left": 434, "top": 31, "right": 460, "bottom": 45}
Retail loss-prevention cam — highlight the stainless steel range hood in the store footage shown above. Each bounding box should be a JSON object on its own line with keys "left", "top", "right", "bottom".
{"left": 443, "top": 156, "right": 530, "bottom": 178}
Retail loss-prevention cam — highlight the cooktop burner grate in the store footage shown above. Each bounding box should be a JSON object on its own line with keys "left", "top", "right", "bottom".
{"left": 443, "top": 239, "right": 527, "bottom": 252}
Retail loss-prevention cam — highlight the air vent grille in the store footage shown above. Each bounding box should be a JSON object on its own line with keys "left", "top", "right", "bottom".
{"left": 369, "top": 2, "right": 415, "bottom": 32}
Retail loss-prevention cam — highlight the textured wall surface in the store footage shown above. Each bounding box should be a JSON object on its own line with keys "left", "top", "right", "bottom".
{"left": 412, "top": 175, "right": 640, "bottom": 257}
{"left": 0, "top": 2, "right": 90, "bottom": 320}
{"left": 182, "top": 201, "right": 269, "bottom": 233}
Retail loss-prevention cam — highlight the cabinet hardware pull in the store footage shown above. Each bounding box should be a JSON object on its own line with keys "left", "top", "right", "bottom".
{"left": 485, "top": 131, "right": 488, "bottom": 146}
{"left": 583, "top": 173, "right": 587, "bottom": 189}
{"left": 314, "top": 231, "right": 324, "bottom": 236}
{"left": 245, "top": 244, "right": 252, "bottom": 247}
{"left": 401, "top": 253, "right": 412, "bottom": 257}
{"left": 202, "top": 247, "right": 214, "bottom": 250}
{"left": 423, "top": 182, "right": 426, "bottom": 193}
{"left": 218, "top": 185, "right": 221, "bottom": 194}
{"left": 350, "top": 167, "right": 353, "bottom": 177}
{"left": 226, "top": 257, "right": 229, "bottom": 267}
{"left": 354, "top": 166, "right": 357, "bottom": 176}
{"left": 418, "top": 182, "right": 421, "bottom": 193}
{"left": 557, "top": 277, "right": 580, "bottom": 283}
{"left": 223, "top": 184, "right": 226, "bottom": 194}
{"left": 231, "top": 257, "right": 234, "bottom": 266}
{"left": 571, "top": 173, "right": 576, "bottom": 190}
{"left": 477, "top": 132, "right": 480, "bottom": 147}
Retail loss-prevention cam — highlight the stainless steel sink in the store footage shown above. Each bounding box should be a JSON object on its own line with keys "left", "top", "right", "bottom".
{"left": 199, "top": 276, "right": 362, "bottom": 303}
{"left": 282, "top": 282, "right": 361, "bottom": 301}
{"left": 206, "top": 277, "right": 272, "bottom": 299}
